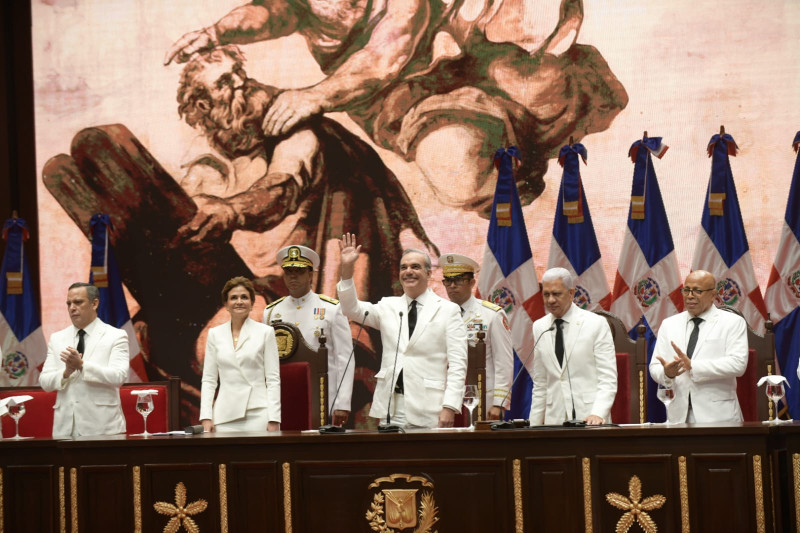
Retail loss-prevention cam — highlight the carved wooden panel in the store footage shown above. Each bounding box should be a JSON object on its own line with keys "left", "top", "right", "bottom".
{"left": 524, "top": 456, "right": 582, "bottom": 532}
{"left": 690, "top": 453, "right": 753, "bottom": 533}
{"left": 292, "top": 458, "right": 508, "bottom": 532}
{"left": 140, "top": 463, "right": 217, "bottom": 533}
{"left": 594, "top": 454, "right": 673, "bottom": 533}
{"left": 226, "top": 461, "right": 282, "bottom": 532}
{"left": 5, "top": 465, "right": 58, "bottom": 533}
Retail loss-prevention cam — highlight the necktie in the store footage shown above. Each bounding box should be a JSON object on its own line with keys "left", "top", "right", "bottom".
{"left": 77, "top": 329, "right": 86, "bottom": 357}
{"left": 686, "top": 317, "right": 703, "bottom": 358}
{"left": 408, "top": 300, "right": 418, "bottom": 338}
{"left": 460, "top": 306, "right": 465, "bottom": 317}
{"left": 554, "top": 318, "right": 565, "bottom": 366}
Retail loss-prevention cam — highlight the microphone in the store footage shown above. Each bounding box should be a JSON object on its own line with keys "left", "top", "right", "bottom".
{"left": 562, "top": 341, "right": 587, "bottom": 428}
{"left": 497, "top": 325, "right": 556, "bottom": 417}
{"left": 319, "top": 311, "right": 369, "bottom": 434}
{"left": 378, "top": 311, "right": 404, "bottom": 433}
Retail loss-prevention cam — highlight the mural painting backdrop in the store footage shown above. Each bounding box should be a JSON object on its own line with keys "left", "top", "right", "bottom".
{"left": 33, "top": 0, "right": 800, "bottom": 424}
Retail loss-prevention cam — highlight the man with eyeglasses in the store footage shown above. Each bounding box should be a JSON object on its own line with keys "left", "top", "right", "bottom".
{"left": 650, "top": 270, "right": 748, "bottom": 423}
{"left": 439, "top": 253, "right": 513, "bottom": 421}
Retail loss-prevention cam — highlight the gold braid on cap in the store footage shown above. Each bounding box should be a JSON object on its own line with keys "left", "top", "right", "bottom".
{"left": 282, "top": 246, "right": 313, "bottom": 268}
{"left": 442, "top": 265, "right": 475, "bottom": 278}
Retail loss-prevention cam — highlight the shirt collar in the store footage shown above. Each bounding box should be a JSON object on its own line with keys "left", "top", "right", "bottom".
{"left": 405, "top": 289, "right": 431, "bottom": 307}
{"left": 552, "top": 303, "right": 577, "bottom": 326}
{"left": 73, "top": 316, "right": 101, "bottom": 337}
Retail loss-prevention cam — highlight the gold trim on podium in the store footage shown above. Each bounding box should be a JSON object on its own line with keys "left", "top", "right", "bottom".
{"left": 638, "top": 370, "right": 645, "bottom": 423}
{"left": 0, "top": 466, "right": 4, "bottom": 533}
{"left": 678, "top": 456, "right": 689, "bottom": 533}
{"left": 59, "top": 467, "right": 66, "bottom": 533}
{"left": 133, "top": 466, "right": 142, "bottom": 533}
{"left": 219, "top": 464, "right": 229, "bottom": 533}
{"left": 753, "top": 455, "right": 765, "bottom": 533}
{"left": 70, "top": 467, "right": 78, "bottom": 532}
{"left": 319, "top": 377, "right": 326, "bottom": 427}
{"left": 793, "top": 453, "right": 800, "bottom": 531}
{"left": 513, "top": 459, "right": 523, "bottom": 532}
{"left": 582, "top": 457, "right": 593, "bottom": 533}
{"left": 283, "top": 462, "right": 293, "bottom": 533}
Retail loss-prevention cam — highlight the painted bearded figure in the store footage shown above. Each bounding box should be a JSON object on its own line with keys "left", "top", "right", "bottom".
{"left": 166, "top": 0, "right": 628, "bottom": 217}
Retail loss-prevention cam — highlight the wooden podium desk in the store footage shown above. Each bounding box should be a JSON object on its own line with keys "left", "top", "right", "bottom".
{"left": 1, "top": 422, "right": 798, "bottom": 533}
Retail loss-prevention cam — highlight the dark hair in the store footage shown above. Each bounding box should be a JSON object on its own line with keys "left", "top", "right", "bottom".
{"left": 68, "top": 282, "right": 99, "bottom": 302}
{"left": 221, "top": 276, "right": 255, "bottom": 304}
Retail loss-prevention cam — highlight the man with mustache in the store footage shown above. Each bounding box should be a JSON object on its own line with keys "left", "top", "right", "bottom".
{"left": 650, "top": 270, "right": 748, "bottom": 423}
{"left": 336, "top": 233, "right": 467, "bottom": 429}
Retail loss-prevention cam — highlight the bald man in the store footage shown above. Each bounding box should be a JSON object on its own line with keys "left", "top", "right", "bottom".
{"left": 650, "top": 270, "right": 748, "bottom": 423}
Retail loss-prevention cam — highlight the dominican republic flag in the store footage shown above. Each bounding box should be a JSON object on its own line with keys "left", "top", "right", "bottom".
{"left": 89, "top": 214, "right": 145, "bottom": 382}
{"left": 478, "top": 147, "right": 545, "bottom": 420}
{"left": 609, "top": 136, "right": 683, "bottom": 422}
{"left": 0, "top": 217, "right": 47, "bottom": 386}
{"left": 548, "top": 143, "right": 611, "bottom": 311}
{"left": 763, "top": 131, "right": 800, "bottom": 419}
{"left": 692, "top": 132, "right": 768, "bottom": 332}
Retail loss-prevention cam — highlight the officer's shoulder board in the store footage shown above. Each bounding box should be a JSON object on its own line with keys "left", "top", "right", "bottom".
{"left": 480, "top": 300, "right": 502, "bottom": 312}
{"left": 319, "top": 294, "right": 339, "bottom": 305}
{"left": 265, "top": 296, "right": 287, "bottom": 310}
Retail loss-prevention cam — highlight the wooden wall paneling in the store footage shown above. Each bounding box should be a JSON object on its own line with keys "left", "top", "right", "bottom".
{"left": 4, "top": 465, "right": 58, "bottom": 533}
{"left": 689, "top": 453, "right": 758, "bottom": 533}
{"left": 523, "top": 456, "right": 582, "bottom": 533}
{"left": 75, "top": 464, "right": 131, "bottom": 533}
{"left": 225, "top": 461, "right": 282, "bottom": 532}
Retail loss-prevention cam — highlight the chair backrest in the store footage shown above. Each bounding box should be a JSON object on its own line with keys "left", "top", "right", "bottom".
{"left": 272, "top": 321, "right": 329, "bottom": 430}
{"left": 455, "top": 332, "right": 488, "bottom": 427}
{"left": 119, "top": 377, "right": 182, "bottom": 432}
{"left": 596, "top": 310, "right": 648, "bottom": 424}
{"left": 720, "top": 306, "right": 776, "bottom": 421}
{"left": 0, "top": 376, "right": 181, "bottom": 438}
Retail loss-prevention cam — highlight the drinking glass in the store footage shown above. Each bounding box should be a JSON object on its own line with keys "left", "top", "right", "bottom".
{"left": 657, "top": 382, "right": 675, "bottom": 425}
{"left": 134, "top": 392, "right": 154, "bottom": 436}
{"left": 765, "top": 383, "right": 785, "bottom": 424}
{"left": 8, "top": 403, "right": 30, "bottom": 439}
{"left": 462, "top": 385, "right": 480, "bottom": 429}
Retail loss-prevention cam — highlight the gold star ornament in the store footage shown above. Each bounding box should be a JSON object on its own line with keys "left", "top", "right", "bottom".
{"left": 605, "top": 475, "right": 666, "bottom": 533}
{"left": 153, "top": 481, "right": 208, "bottom": 533}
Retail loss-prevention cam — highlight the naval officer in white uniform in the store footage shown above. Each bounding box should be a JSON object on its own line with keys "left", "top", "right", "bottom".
{"left": 440, "top": 253, "right": 513, "bottom": 421}
{"left": 263, "top": 245, "right": 354, "bottom": 426}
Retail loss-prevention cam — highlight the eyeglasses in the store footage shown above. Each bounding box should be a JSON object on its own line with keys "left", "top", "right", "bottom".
{"left": 442, "top": 278, "right": 469, "bottom": 287}
{"left": 681, "top": 287, "right": 715, "bottom": 296}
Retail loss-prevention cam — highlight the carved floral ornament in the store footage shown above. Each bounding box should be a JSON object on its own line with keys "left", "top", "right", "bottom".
{"left": 605, "top": 475, "right": 666, "bottom": 533}
{"left": 366, "top": 474, "right": 439, "bottom": 533}
{"left": 154, "top": 482, "right": 209, "bottom": 533}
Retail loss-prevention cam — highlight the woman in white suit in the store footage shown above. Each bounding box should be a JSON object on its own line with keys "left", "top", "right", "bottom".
{"left": 200, "top": 277, "right": 281, "bottom": 432}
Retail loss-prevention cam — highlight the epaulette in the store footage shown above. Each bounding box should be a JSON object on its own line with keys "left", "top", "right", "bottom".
{"left": 319, "top": 294, "right": 339, "bottom": 305}
{"left": 265, "top": 296, "right": 287, "bottom": 309}
{"left": 481, "top": 300, "right": 502, "bottom": 312}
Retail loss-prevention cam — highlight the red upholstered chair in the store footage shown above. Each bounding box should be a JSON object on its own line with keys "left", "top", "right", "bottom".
{"left": 596, "top": 311, "right": 648, "bottom": 424}
{"left": 0, "top": 376, "right": 181, "bottom": 438}
{"left": 272, "top": 322, "right": 329, "bottom": 430}
{"left": 0, "top": 388, "right": 56, "bottom": 438}
{"left": 120, "top": 377, "right": 182, "bottom": 433}
{"left": 455, "top": 332, "right": 487, "bottom": 427}
{"left": 720, "top": 306, "right": 777, "bottom": 422}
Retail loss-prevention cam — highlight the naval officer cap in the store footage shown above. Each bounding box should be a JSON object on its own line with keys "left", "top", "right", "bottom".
{"left": 277, "top": 245, "right": 320, "bottom": 270}
{"left": 439, "top": 253, "right": 480, "bottom": 278}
